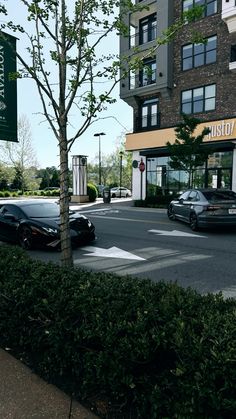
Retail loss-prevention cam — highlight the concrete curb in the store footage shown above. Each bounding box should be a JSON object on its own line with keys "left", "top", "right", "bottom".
{"left": 0, "top": 349, "right": 98, "bottom": 419}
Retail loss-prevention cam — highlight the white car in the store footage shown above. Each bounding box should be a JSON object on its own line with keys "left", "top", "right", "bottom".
{"left": 110, "top": 187, "right": 132, "bottom": 198}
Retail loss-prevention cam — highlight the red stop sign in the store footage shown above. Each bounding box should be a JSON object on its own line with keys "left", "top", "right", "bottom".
{"left": 139, "top": 160, "right": 145, "bottom": 172}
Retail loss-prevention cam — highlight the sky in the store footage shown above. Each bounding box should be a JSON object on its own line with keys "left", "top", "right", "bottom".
{"left": 2, "top": 1, "right": 133, "bottom": 169}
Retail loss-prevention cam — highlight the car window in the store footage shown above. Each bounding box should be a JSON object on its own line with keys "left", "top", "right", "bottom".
{"left": 203, "top": 190, "right": 236, "bottom": 201}
{"left": 179, "top": 191, "right": 190, "bottom": 200}
{"left": 188, "top": 191, "right": 199, "bottom": 201}
{"left": 22, "top": 203, "right": 60, "bottom": 218}
{"left": 0, "top": 204, "right": 24, "bottom": 218}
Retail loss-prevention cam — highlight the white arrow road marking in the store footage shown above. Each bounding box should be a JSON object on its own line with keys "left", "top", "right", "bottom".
{"left": 148, "top": 229, "right": 206, "bottom": 238}
{"left": 80, "top": 246, "right": 146, "bottom": 261}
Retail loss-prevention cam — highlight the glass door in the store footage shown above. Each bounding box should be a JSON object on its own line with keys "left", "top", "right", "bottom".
{"left": 207, "top": 168, "right": 232, "bottom": 189}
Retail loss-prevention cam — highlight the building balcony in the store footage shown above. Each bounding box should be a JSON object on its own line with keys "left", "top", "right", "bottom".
{"left": 129, "top": 74, "right": 157, "bottom": 90}
{"left": 129, "top": 27, "right": 157, "bottom": 49}
{"left": 222, "top": 0, "right": 236, "bottom": 33}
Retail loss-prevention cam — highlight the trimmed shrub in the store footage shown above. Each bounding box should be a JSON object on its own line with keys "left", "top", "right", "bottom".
{"left": 51, "top": 189, "right": 60, "bottom": 196}
{"left": 3, "top": 191, "right": 11, "bottom": 197}
{"left": 87, "top": 183, "right": 97, "bottom": 202}
{"left": 0, "top": 245, "right": 236, "bottom": 418}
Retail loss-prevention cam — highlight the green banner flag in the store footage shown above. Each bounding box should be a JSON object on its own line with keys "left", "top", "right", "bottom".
{"left": 0, "top": 32, "right": 17, "bottom": 142}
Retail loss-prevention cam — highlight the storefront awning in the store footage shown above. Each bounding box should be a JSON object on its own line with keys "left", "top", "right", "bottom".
{"left": 139, "top": 141, "right": 236, "bottom": 157}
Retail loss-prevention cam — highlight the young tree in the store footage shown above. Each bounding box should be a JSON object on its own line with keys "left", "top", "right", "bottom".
{"left": 0, "top": 163, "right": 14, "bottom": 190}
{"left": 0, "top": 1, "right": 204, "bottom": 266}
{"left": 0, "top": 114, "right": 39, "bottom": 191}
{"left": 166, "top": 114, "right": 211, "bottom": 188}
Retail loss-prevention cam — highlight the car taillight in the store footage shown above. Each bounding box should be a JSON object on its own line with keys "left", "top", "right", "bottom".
{"left": 204, "top": 205, "right": 221, "bottom": 211}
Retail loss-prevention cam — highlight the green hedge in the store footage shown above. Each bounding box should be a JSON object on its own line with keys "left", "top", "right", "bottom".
{"left": 135, "top": 194, "right": 178, "bottom": 208}
{"left": 0, "top": 245, "right": 236, "bottom": 418}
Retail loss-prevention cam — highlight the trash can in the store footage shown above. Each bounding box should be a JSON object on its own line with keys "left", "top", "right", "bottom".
{"left": 103, "top": 187, "right": 111, "bottom": 203}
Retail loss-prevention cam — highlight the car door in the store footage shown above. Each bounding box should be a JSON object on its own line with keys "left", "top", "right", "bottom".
{"left": 0, "top": 204, "right": 22, "bottom": 242}
{"left": 173, "top": 191, "right": 190, "bottom": 220}
{"left": 181, "top": 190, "right": 199, "bottom": 221}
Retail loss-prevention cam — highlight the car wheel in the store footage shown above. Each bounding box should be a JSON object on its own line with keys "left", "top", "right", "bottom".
{"left": 189, "top": 213, "right": 198, "bottom": 231}
{"left": 112, "top": 193, "right": 116, "bottom": 198}
{"left": 18, "top": 226, "right": 33, "bottom": 250}
{"left": 167, "top": 205, "right": 175, "bottom": 220}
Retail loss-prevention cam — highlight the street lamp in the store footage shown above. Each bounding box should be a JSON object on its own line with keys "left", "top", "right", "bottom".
{"left": 94, "top": 132, "right": 106, "bottom": 186}
{"left": 119, "top": 151, "right": 124, "bottom": 198}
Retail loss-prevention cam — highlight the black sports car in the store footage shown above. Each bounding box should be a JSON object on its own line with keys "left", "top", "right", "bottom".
{"left": 0, "top": 200, "right": 95, "bottom": 250}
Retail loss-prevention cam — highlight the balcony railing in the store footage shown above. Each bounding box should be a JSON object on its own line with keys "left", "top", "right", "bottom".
{"left": 134, "top": 112, "right": 161, "bottom": 133}
{"left": 129, "top": 27, "right": 157, "bottom": 48}
{"left": 129, "top": 74, "right": 156, "bottom": 90}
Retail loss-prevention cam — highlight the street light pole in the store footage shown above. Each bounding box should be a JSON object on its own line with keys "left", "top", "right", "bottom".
{"left": 94, "top": 132, "right": 106, "bottom": 186}
{"left": 119, "top": 151, "right": 124, "bottom": 198}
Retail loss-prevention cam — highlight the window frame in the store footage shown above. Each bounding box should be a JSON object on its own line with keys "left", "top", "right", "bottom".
{"left": 182, "top": 35, "right": 217, "bottom": 71}
{"left": 182, "top": 0, "right": 217, "bottom": 18}
{"left": 181, "top": 84, "right": 216, "bottom": 114}
{"left": 139, "top": 57, "right": 157, "bottom": 87}
{"left": 139, "top": 13, "right": 157, "bottom": 45}
{"left": 139, "top": 98, "right": 159, "bottom": 130}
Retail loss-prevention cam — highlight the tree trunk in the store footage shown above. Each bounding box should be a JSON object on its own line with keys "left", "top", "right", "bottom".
{"left": 59, "top": 135, "right": 73, "bottom": 267}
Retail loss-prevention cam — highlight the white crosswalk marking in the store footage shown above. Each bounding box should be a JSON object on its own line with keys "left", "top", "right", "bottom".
{"left": 117, "top": 254, "right": 210, "bottom": 276}
{"left": 213, "top": 286, "right": 236, "bottom": 299}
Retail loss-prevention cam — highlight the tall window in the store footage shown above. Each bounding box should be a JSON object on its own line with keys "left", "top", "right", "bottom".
{"left": 139, "top": 14, "right": 157, "bottom": 45}
{"left": 139, "top": 58, "right": 156, "bottom": 86}
{"left": 140, "top": 98, "right": 159, "bottom": 129}
{"left": 129, "top": 69, "right": 136, "bottom": 90}
{"left": 182, "top": 35, "right": 217, "bottom": 70}
{"left": 181, "top": 84, "right": 216, "bottom": 114}
{"left": 183, "top": 0, "right": 217, "bottom": 17}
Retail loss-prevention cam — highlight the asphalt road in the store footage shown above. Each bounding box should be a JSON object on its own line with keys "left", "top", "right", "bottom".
{"left": 29, "top": 199, "right": 236, "bottom": 298}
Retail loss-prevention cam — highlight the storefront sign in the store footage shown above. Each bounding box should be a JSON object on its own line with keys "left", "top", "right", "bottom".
{"left": 0, "top": 32, "right": 17, "bottom": 142}
{"left": 206, "top": 120, "right": 235, "bottom": 140}
{"left": 126, "top": 118, "right": 236, "bottom": 152}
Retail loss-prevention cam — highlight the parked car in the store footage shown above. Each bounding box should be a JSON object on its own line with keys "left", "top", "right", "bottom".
{"left": 167, "top": 188, "right": 236, "bottom": 231}
{"left": 110, "top": 187, "right": 132, "bottom": 198}
{"left": 0, "top": 200, "right": 95, "bottom": 250}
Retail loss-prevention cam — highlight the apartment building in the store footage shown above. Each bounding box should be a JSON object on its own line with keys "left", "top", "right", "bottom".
{"left": 120, "top": 0, "right": 236, "bottom": 199}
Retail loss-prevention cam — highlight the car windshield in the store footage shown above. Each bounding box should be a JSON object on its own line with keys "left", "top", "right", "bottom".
{"left": 203, "top": 190, "right": 236, "bottom": 201}
{"left": 22, "top": 203, "right": 60, "bottom": 218}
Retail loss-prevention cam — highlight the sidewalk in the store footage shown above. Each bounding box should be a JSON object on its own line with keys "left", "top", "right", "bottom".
{"left": 0, "top": 349, "right": 98, "bottom": 419}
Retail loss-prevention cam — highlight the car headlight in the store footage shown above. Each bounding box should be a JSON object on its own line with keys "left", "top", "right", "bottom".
{"left": 80, "top": 215, "right": 92, "bottom": 227}
{"left": 42, "top": 226, "right": 58, "bottom": 235}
